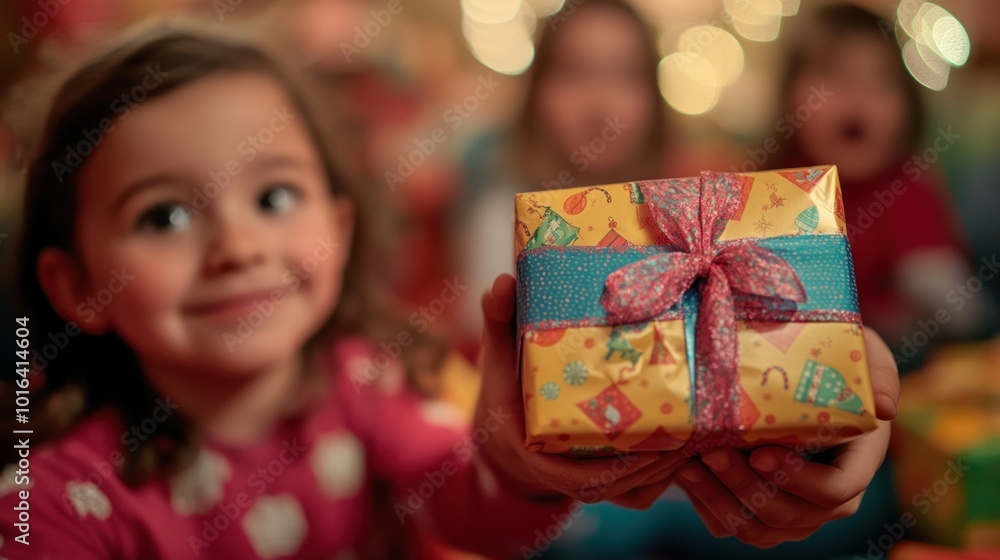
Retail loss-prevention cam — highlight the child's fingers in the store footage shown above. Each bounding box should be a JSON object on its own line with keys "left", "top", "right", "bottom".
{"left": 677, "top": 483, "right": 733, "bottom": 538}
{"left": 863, "top": 327, "right": 899, "bottom": 420}
{"left": 678, "top": 463, "right": 824, "bottom": 547}
{"left": 749, "top": 419, "right": 891, "bottom": 509}
{"left": 602, "top": 454, "right": 685, "bottom": 501}
{"left": 678, "top": 462, "right": 775, "bottom": 544}
{"left": 632, "top": 456, "right": 687, "bottom": 488}
{"left": 528, "top": 452, "right": 663, "bottom": 502}
{"left": 695, "top": 447, "right": 851, "bottom": 529}
{"left": 606, "top": 475, "right": 674, "bottom": 510}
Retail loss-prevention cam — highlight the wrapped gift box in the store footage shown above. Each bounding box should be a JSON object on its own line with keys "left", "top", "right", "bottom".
{"left": 514, "top": 166, "right": 877, "bottom": 454}
{"left": 892, "top": 341, "right": 1000, "bottom": 549}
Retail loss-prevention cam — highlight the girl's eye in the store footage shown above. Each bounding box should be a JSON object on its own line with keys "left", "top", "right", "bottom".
{"left": 136, "top": 203, "right": 193, "bottom": 232}
{"left": 259, "top": 184, "right": 300, "bottom": 213}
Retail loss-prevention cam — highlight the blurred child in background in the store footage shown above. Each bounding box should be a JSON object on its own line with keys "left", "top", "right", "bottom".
{"left": 777, "top": 4, "right": 986, "bottom": 362}
{"left": 0, "top": 22, "right": 707, "bottom": 559}
{"left": 460, "top": 0, "right": 695, "bottom": 348}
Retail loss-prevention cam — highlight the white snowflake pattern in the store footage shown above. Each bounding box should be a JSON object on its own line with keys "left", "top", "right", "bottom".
{"left": 242, "top": 494, "right": 307, "bottom": 559}
{"left": 473, "top": 456, "right": 498, "bottom": 498}
{"left": 310, "top": 433, "right": 365, "bottom": 499}
{"left": 418, "top": 401, "right": 465, "bottom": 428}
{"left": 375, "top": 362, "right": 406, "bottom": 395}
{"left": 65, "top": 480, "right": 111, "bottom": 520}
{"left": 170, "top": 448, "right": 231, "bottom": 516}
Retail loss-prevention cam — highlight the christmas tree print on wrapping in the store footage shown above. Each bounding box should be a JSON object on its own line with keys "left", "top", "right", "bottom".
{"left": 793, "top": 360, "right": 865, "bottom": 414}
{"left": 649, "top": 327, "right": 675, "bottom": 365}
{"left": 604, "top": 324, "right": 643, "bottom": 365}
{"left": 525, "top": 207, "right": 581, "bottom": 250}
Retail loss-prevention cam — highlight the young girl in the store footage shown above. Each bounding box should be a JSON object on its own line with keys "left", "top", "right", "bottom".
{"left": 776, "top": 4, "right": 985, "bottom": 357}
{"left": 0, "top": 23, "right": 661, "bottom": 559}
{"left": 0, "top": 18, "right": 896, "bottom": 560}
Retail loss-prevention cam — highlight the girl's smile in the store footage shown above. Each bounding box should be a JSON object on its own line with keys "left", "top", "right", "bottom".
{"left": 182, "top": 286, "right": 287, "bottom": 322}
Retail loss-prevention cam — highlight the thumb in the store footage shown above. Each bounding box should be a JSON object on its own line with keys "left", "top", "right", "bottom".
{"left": 480, "top": 274, "right": 519, "bottom": 403}
{"left": 863, "top": 327, "right": 899, "bottom": 420}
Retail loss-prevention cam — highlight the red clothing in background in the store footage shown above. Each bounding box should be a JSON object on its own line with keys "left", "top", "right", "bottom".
{"left": 0, "top": 337, "right": 569, "bottom": 559}
{"left": 841, "top": 163, "right": 964, "bottom": 322}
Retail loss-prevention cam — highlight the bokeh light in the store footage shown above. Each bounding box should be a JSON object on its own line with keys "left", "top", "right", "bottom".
{"left": 677, "top": 26, "right": 745, "bottom": 86}
{"left": 658, "top": 52, "right": 721, "bottom": 115}
{"left": 725, "top": 0, "right": 782, "bottom": 43}
{"left": 902, "top": 38, "right": 950, "bottom": 91}
{"left": 460, "top": 0, "right": 521, "bottom": 25}
{"left": 926, "top": 9, "right": 970, "bottom": 65}
{"left": 778, "top": 0, "right": 800, "bottom": 17}
{"left": 523, "top": 0, "right": 565, "bottom": 18}
{"left": 895, "top": 1, "right": 970, "bottom": 90}
{"left": 462, "top": 0, "right": 536, "bottom": 75}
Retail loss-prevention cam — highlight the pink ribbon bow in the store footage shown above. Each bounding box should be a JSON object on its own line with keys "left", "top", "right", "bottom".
{"left": 600, "top": 173, "right": 807, "bottom": 453}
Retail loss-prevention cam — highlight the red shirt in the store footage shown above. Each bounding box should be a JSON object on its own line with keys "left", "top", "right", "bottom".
{"left": 0, "top": 337, "right": 570, "bottom": 559}
{"left": 840, "top": 163, "right": 963, "bottom": 322}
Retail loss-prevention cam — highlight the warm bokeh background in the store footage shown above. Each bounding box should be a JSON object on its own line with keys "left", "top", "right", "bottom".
{"left": 1, "top": 1, "right": 998, "bottom": 558}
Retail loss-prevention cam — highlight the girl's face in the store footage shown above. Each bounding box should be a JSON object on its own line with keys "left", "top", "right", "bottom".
{"left": 789, "top": 34, "right": 909, "bottom": 181}
{"left": 48, "top": 73, "right": 352, "bottom": 376}
{"left": 536, "top": 5, "right": 655, "bottom": 177}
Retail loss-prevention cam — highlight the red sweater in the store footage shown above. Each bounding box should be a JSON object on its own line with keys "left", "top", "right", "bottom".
{"left": 839, "top": 163, "right": 964, "bottom": 323}
{"left": 0, "top": 337, "right": 570, "bottom": 559}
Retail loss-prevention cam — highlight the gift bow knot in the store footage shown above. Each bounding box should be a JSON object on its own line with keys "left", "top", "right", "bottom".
{"left": 600, "top": 177, "right": 807, "bottom": 325}
{"left": 599, "top": 174, "right": 808, "bottom": 451}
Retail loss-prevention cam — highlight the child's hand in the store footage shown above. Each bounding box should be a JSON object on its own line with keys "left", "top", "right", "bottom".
{"left": 474, "top": 274, "right": 687, "bottom": 508}
{"left": 676, "top": 328, "right": 899, "bottom": 548}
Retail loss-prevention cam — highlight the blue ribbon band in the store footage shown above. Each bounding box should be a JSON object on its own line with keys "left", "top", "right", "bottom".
{"left": 516, "top": 233, "right": 859, "bottom": 334}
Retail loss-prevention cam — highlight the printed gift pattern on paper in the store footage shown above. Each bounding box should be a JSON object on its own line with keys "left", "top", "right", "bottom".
{"left": 514, "top": 166, "right": 877, "bottom": 454}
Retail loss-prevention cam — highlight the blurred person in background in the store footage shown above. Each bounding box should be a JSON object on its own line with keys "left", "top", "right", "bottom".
{"left": 775, "top": 3, "right": 990, "bottom": 367}
{"left": 459, "top": 0, "right": 713, "bottom": 352}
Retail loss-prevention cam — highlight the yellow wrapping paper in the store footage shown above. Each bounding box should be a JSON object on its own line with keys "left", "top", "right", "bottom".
{"left": 514, "top": 166, "right": 877, "bottom": 453}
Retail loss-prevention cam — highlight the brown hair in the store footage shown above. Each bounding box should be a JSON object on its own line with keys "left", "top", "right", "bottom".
{"left": 514, "top": 0, "right": 668, "bottom": 185}
{"left": 12, "top": 21, "right": 428, "bottom": 485}
{"left": 780, "top": 3, "right": 926, "bottom": 150}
